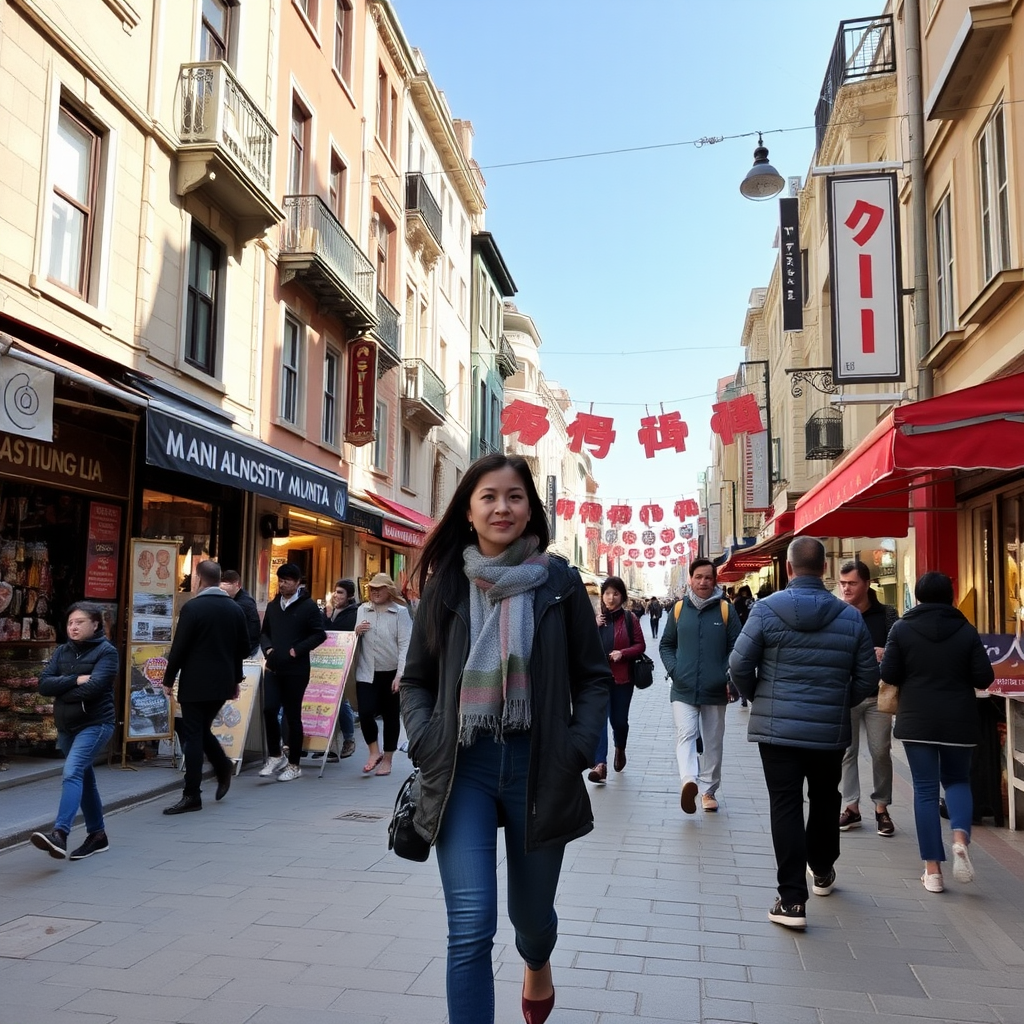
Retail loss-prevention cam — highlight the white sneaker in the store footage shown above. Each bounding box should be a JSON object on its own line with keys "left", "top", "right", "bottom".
{"left": 258, "top": 755, "right": 288, "bottom": 777}
{"left": 278, "top": 764, "right": 302, "bottom": 781}
{"left": 951, "top": 842, "right": 975, "bottom": 883}
{"left": 921, "top": 871, "right": 944, "bottom": 893}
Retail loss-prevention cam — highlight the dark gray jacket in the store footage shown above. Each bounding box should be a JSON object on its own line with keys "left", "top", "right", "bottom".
{"left": 400, "top": 556, "right": 610, "bottom": 852}
{"left": 729, "top": 575, "right": 879, "bottom": 749}
{"left": 659, "top": 590, "right": 742, "bottom": 706}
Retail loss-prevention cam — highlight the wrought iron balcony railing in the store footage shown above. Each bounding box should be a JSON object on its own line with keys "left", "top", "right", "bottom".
{"left": 374, "top": 291, "right": 401, "bottom": 363}
{"left": 402, "top": 358, "right": 446, "bottom": 425}
{"left": 814, "top": 16, "right": 895, "bottom": 153}
{"left": 405, "top": 172, "right": 442, "bottom": 245}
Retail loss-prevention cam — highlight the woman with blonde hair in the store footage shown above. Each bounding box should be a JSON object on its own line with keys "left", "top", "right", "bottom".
{"left": 401, "top": 454, "right": 609, "bottom": 1024}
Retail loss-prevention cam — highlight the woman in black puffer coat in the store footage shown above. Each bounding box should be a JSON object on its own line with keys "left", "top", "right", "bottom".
{"left": 32, "top": 603, "right": 118, "bottom": 861}
{"left": 879, "top": 572, "right": 994, "bottom": 893}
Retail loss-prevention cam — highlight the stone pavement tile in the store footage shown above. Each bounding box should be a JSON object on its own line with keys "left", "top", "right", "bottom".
{"left": 748, "top": 1000, "right": 823, "bottom": 1024}
{"left": 294, "top": 963, "right": 421, "bottom": 994}
{"left": 63, "top": 989, "right": 204, "bottom": 1021}
{"left": 574, "top": 950, "right": 647, "bottom": 974}
{"left": 24, "top": 939, "right": 103, "bottom": 964}
{"left": 913, "top": 963, "right": 1024, "bottom": 997}
{"left": 748, "top": 964, "right": 925, "bottom": 997}
{"left": 705, "top": 977, "right": 875, "bottom": 1012}
{"left": 151, "top": 972, "right": 231, "bottom": 1001}
{"left": 404, "top": 953, "right": 447, "bottom": 997}
{"left": 322, "top": 986, "right": 448, "bottom": 1022}
{"left": 822, "top": 1010, "right": 981, "bottom": 1024}
{"left": 206, "top": 976, "right": 343, "bottom": 1010}
{"left": 74, "top": 930, "right": 177, "bottom": 968}
{"left": 613, "top": 937, "right": 700, "bottom": 961}
{"left": 647, "top": 924, "right": 742, "bottom": 950}
{"left": 607, "top": 970, "right": 700, "bottom": 1019}
{"left": 697, "top": 996, "right": 755, "bottom": 1023}
{"left": 176, "top": 1001, "right": 267, "bottom": 1024}
{"left": 250, "top": 1010, "right": 387, "bottom": 1024}
{"left": 184, "top": 953, "right": 305, "bottom": 981}
{"left": 0, "top": 1009, "right": 116, "bottom": 1024}
{"left": 872, "top": 993, "right": 1001, "bottom": 1021}
{"left": 642, "top": 956, "right": 746, "bottom": 983}
{"left": 993, "top": 1004, "right": 1024, "bottom": 1024}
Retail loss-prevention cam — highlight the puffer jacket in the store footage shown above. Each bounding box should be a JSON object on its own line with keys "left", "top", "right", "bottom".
{"left": 38, "top": 633, "right": 118, "bottom": 734}
{"left": 880, "top": 603, "right": 994, "bottom": 746}
{"left": 729, "top": 575, "right": 878, "bottom": 749}
{"left": 400, "top": 556, "right": 610, "bottom": 852}
{"left": 659, "top": 588, "right": 742, "bottom": 705}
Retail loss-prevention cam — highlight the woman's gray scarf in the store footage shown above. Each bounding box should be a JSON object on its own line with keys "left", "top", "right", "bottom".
{"left": 688, "top": 586, "right": 724, "bottom": 612}
{"left": 460, "top": 535, "right": 549, "bottom": 745}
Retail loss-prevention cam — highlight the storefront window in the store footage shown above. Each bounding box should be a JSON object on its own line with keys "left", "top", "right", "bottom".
{"left": 973, "top": 504, "right": 995, "bottom": 631}
{"left": 1002, "top": 493, "right": 1023, "bottom": 635}
{"left": 139, "top": 491, "right": 213, "bottom": 593}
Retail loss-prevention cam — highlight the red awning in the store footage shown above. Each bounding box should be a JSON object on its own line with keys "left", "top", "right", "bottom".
{"left": 795, "top": 371, "right": 1024, "bottom": 537}
{"left": 365, "top": 493, "right": 434, "bottom": 531}
{"left": 715, "top": 512, "right": 795, "bottom": 581}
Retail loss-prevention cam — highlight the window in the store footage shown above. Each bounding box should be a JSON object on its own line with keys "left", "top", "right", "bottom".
{"left": 295, "top": 0, "right": 318, "bottom": 29}
{"left": 459, "top": 278, "right": 468, "bottom": 321}
{"left": 375, "top": 212, "right": 393, "bottom": 295}
{"left": 281, "top": 314, "right": 303, "bottom": 426}
{"left": 373, "top": 400, "right": 388, "bottom": 471}
{"left": 376, "top": 64, "right": 397, "bottom": 156}
{"left": 49, "top": 104, "right": 100, "bottom": 296}
{"left": 934, "top": 193, "right": 955, "bottom": 336}
{"left": 333, "top": 1, "right": 352, "bottom": 83}
{"left": 400, "top": 426, "right": 412, "bottom": 488}
{"left": 978, "top": 103, "right": 1010, "bottom": 282}
{"left": 288, "top": 99, "right": 311, "bottom": 195}
{"left": 458, "top": 362, "right": 466, "bottom": 421}
{"left": 329, "top": 150, "right": 347, "bottom": 223}
{"left": 200, "top": 0, "right": 230, "bottom": 62}
{"left": 323, "top": 348, "right": 339, "bottom": 445}
{"left": 459, "top": 214, "right": 468, "bottom": 250}
{"left": 185, "top": 227, "right": 220, "bottom": 375}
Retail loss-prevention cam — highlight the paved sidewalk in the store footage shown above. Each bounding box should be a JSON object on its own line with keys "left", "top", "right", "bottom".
{"left": 2, "top": 617, "right": 1024, "bottom": 1023}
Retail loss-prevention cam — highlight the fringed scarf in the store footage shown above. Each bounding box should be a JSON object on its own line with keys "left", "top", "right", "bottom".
{"left": 459, "top": 535, "right": 549, "bottom": 745}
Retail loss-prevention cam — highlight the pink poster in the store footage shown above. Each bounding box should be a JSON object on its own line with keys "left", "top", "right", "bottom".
{"left": 84, "top": 502, "right": 121, "bottom": 600}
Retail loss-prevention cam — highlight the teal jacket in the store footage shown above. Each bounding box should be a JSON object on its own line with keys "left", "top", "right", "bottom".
{"left": 659, "top": 591, "right": 741, "bottom": 706}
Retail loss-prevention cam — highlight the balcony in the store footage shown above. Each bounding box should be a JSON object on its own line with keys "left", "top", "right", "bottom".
{"left": 279, "top": 196, "right": 377, "bottom": 332}
{"left": 372, "top": 291, "right": 402, "bottom": 376}
{"left": 176, "top": 62, "right": 283, "bottom": 243}
{"left": 401, "top": 357, "right": 446, "bottom": 432}
{"left": 497, "top": 334, "right": 518, "bottom": 379}
{"left": 805, "top": 408, "right": 845, "bottom": 460}
{"left": 814, "top": 16, "right": 895, "bottom": 154}
{"left": 405, "top": 172, "right": 443, "bottom": 267}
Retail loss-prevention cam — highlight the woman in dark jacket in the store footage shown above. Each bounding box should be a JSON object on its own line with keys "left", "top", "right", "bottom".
{"left": 401, "top": 454, "right": 609, "bottom": 1024}
{"left": 587, "top": 576, "right": 646, "bottom": 783}
{"left": 879, "top": 572, "right": 994, "bottom": 893}
{"left": 31, "top": 603, "right": 119, "bottom": 860}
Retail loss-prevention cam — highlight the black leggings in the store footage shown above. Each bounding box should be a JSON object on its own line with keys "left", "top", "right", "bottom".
{"left": 357, "top": 670, "right": 400, "bottom": 752}
{"left": 263, "top": 670, "right": 309, "bottom": 766}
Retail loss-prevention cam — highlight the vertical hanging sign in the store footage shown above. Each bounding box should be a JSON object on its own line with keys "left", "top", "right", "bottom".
{"left": 545, "top": 475, "right": 557, "bottom": 541}
{"left": 744, "top": 432, "right": 771, "bottom": 512}
{"left": 827, "top": 173, "right": 905, "bottom": 384}
{"left": 779, "top": 197, "right": 803, "bottom": 332}
{"left": 344, "top": 340, "right": 378, "bottom": 447}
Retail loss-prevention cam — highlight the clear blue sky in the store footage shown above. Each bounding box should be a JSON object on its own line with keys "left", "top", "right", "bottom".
{"left": 393, "top": 0, "right": 883, "bottom": 517}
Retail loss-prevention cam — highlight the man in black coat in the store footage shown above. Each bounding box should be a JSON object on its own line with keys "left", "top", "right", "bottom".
{"left": 162, "top": 560, "right": 251, "bottom": 814}
{"left": 220, "top": 569, "right": 261, "bottom": 657}
{"left": 258, "top": 563, "right": 327, "bottom": 781}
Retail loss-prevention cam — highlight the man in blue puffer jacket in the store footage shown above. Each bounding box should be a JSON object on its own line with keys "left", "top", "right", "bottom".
{"left": 729, "top": 537, "right": 878, "bottom": 931}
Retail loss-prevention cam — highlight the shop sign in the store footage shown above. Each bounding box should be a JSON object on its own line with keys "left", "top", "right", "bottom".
{"left": 344, "top": 340, "right": 377, "bottom": 447}
{"left": 779, "top": 197, "right": 803, "bottom": 333}
{"left": 980, "top": 635, "right": 1024, "bottom": 696}
{"left": 546, "top": 475, "right": 557, "bottom": 541}
{"left": 744, "top": 431, "right": 771, "bottom": 511}
{"left": 0, "top": 421, "right": 130, "bottom": 498}
{"left": 0, "top": 356, "right": 55, "bottom": 440}
{"left": 146, "top": 409, "right": 347, "bottom": 521}
{"left": 84, "top": 502, "right": 121, "bottom": 600}
{"left": 344, "top": 503, "right": 383, "bottom": 535}
{"left": 827, "top": 173, "right": 905, "bottom": 384}
{"left": 382, "top": 521, "right": 424, "bottom": 548}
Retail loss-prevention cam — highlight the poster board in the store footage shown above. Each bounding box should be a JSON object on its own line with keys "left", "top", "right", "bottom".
{"left": 211, "top": 657, "right": 264, "bottom": 771}
{"left": 301, "top": 631, "right": 358, "bottom": 762}
{"left": 122, "top": 539, "right": 179, "bottom": 746}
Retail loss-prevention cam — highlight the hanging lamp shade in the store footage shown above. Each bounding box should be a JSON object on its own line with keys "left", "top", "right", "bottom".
{"left": 739, "top": 133, "right": 785, "bottom": 200}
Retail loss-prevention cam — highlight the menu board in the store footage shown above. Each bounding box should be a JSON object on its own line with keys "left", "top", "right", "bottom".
{"left": 131, "top": 540, "right": 178, "bottom": 595}
{"left": 84, "top": 502, "right": 121, "bottom": 600}
{"left": 981, "top": 634, "right": 1024, "bottom": 697}
{"left": 126, "top": 644, "right": 172, "bottom": 739}
{"left": 212, "top": 658, "right": 263, "bottom": 765}
{"left": 301, "top": 631, "right": 357, "bottom": 754}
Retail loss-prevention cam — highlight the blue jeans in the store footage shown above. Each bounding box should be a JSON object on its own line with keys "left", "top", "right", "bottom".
{"left": 338, "top": 698, "right": 355, "bottom": 742}
{"left": 55, "top": 723, "right": 114, "bottom": 835}
{"left": 434, "top": 733, "right": 565, "bottom": 1024}
{"left": 594, "top": 680, "right": 634, "bottom": 765}
{"left": 903, "top": 741, "right": 973, "bottom": 862}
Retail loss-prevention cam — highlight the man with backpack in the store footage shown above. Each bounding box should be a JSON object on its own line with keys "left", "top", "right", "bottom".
{"left": 659, "top": 559, "right": 741, "bottom": 814}
{"left": 648, "top": 596, "right": 663, "bottom": 638}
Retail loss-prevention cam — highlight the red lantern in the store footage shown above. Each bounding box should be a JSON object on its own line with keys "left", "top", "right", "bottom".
{"left": 613, "top": 545, "right": 625, "bottom": 557}
{"left": 644, "top": 547, "right": 655, "bottom": 559}
{"left": 673, "top": 542, "right": 685, "bottom": 554}
{"left": 659, "top": 545, "right": 671, "bottom": 556}
{"left": 628, "top": 548, "right": 640, "bottom": 558}
{"left": 660, "top": 528, "right": 675, "bottom": 544}
{"left": 647, "top": 560, "right": 656, "bottom": 567}
{"left": 622, "top": 530, "right": 637, "bottom": 545}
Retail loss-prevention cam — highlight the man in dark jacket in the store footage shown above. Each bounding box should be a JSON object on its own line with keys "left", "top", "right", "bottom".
{"left": 220, "top": 570, "right": 261, "bottom": 657}
{"left": 659, "top": 559, "right": 741, "bottom": 814}
{"left": 161, "top": 560, "right": 251, "bottom": 814}
{"left": 258, "top": 563, "right": 327, "bottom": 781}
{"left": 647, "top": 597, "right": 663, "bottom": 638}
{"left": 837, "top": 559, "right": 900, "bottom": 837}
{"left": 729, "top": 537, "right": 878, "bottom": 930}
{"left": 321, "top": 578, "right": 358, "bottom": 759}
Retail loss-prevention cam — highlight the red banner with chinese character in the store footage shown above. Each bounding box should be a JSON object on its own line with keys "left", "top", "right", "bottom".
{"left": 344, "top": 340, "right": 377, "bottom": 447}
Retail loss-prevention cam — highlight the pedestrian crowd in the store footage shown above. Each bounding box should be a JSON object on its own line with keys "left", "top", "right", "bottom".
{"left": 26, "top": 453, "right": 1001, "bottom": 1024}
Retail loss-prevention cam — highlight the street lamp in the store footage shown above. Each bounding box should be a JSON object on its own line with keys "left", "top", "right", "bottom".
{"left": 739, "top": 133, "right": 785, "bottom": 201}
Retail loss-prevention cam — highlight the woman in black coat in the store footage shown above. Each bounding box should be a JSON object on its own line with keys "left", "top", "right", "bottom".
{"left": 879, "top": 572, "right": 994, "bottom": 893}
{"left": 401, "top": 454, "right": 609, "bottom": 1024}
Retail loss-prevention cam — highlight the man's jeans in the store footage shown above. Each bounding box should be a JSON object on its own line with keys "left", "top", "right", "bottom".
{"left": 55, "top": 723, "right": 114, "bottom": 834}
{"left": 434, "top": 733, "right": 564, "bottom": 1024}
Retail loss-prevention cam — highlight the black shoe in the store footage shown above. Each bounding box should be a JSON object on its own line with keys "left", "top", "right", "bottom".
{"left": 809, "top": 866, "right": 836, "bottom": 896}
{"left": 215, "top": 768, "right": 232, "bottom": 801}
{"left": 163, "top": 795, "right": 202, "bottom": 815}
{"left": 768, "top": 898, "right": 806, "bottom": 929}
{"left": 30, "top": 828, "right": 68, "bottom": 859}
{"left": 838, "top": 807, "right": 862, "bottom": 831}
{"left": 69, "top": 830, "right": 109, "bottom": 860}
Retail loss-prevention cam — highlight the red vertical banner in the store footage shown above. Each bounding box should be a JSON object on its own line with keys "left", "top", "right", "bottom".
{"left": 84, "top": 502, "right": 122, "bottom": 599}
{"left": 344, "top": 340, "right": 377, "bottom": 447}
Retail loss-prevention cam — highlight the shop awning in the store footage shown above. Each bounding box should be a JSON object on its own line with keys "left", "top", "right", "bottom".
{"left": 350, "top": 493, "right": 428, "bottom": 548}
{"left": 715, "top": 513, "right": 795, "bottom": 582}
{"left": 365, "top": 492, "right": 434, "bottom": 531}
{"left": 795, "top": 371, "right": 1024, "bottom": 538}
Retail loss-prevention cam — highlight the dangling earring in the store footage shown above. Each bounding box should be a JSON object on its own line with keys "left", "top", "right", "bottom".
{"left": 468, "top": 523, "right": 475, "bottom": 533}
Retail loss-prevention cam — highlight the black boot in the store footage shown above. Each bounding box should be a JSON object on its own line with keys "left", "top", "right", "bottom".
{"left": 163, "top": 794, "right": 202, "bottom": 815}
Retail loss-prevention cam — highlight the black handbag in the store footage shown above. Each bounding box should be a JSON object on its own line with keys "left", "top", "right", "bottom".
{"left": 630, "top": 652, "right": 655, "bottom": 689}
{"left": 388, "top": 770, "right": 431, "bottom": 862}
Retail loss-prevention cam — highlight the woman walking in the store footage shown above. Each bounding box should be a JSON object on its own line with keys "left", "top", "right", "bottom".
{"left": 31, "top": 603, "right": 118, "bottom": 860}
{"left": 879, "top": 572, "right": 994, "bottom": 892}
{"left": 401, "top": 454, "right": 609, "bottom": 1024}
{"left": 354, "top": 572, "right": 411, "bottom": 777}
{"left": 588, "top": 576, "right": 646, "bottom": 783}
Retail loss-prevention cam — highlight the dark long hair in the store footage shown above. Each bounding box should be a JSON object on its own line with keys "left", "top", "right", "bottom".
{"left": 414, "top": 454, "right": 549, "bottom": 651}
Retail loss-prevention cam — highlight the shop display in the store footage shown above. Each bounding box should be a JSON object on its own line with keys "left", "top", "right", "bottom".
{"left": 0, "top": 643, "right": 57, "bottom": 747}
